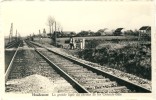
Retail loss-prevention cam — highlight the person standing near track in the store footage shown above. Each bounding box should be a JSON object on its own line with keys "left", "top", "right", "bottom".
{"left": 69, "top": 36, "right": 75, "bottom": 49}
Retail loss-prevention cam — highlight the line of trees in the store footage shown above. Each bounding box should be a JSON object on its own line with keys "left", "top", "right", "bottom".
{"left": 29, "top": 16, "right": 149, "bottom": 39}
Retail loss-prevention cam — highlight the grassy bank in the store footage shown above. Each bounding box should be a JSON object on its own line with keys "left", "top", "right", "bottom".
{"left": 78, "top": 43, "right": 151, "bottom": 80}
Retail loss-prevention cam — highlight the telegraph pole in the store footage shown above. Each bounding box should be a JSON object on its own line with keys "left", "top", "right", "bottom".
{"left": 16, "top": 29, "right": 18, "bottom": 41}
{"left": 18, "top": 33, "right": 21, "bottom": 41}
{"left": 39, "top": 29, "right": 41, "bottom": 43}
{"left": 54, "top": 21, "right": 57, "bottom": 46}
{"left": 9, "top": 23, "right": 13, "bottom": 43}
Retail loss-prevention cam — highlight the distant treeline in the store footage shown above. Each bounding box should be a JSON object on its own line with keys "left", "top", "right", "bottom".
{"left": 31, "top": 29, "right": 150, "bottom": 40}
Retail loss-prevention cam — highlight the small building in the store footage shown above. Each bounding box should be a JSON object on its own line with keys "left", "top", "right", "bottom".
{"left": 114, "top": 28, "right": 124, "bottom": 36}
{"left": 139, "top": 26, "right": 151, "bottom": 41}
{"left": 139, "top": 26, "right": 151, "bottom": 34}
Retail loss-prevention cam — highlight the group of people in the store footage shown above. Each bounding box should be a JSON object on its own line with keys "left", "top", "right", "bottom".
{"left": 69, "top": 36, "right": 85, "bottom": 50}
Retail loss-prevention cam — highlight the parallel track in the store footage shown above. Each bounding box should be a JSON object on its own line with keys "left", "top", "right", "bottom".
{"left": 5, "top": 42, "right": 21, "bottom": 82}
{"left": 27, "top": 41, "right": 151, "bottom": 93}
{"left": 5, "top": 41, "right": 22, "bottom": 72}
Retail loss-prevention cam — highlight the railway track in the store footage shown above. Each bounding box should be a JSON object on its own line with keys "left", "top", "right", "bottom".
{"left": 27, "top": 41, "right": 151, "bottom": 93}
{"left": 5, "top": 40, "right": 77, "bottom": 93}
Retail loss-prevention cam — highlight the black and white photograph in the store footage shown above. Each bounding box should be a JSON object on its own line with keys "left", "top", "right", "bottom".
{"left": 1, "top": 0, "right": 155, "bottom": 99}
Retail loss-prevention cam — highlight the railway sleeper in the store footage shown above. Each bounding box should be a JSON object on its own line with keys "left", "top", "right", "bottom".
{"left": 70, "top": 73, "right": 97, "bottom": 76}
{"left": 39, "top": 63, "right": 49, "bottom": 66}
{"left": 57, "top": 61, "right": 75, "bottom": 64}
{"left": 61, "top": 64, "right": 82, "bottom": 67}
{"left": 61, "top": 66, "right": 85, "bottom": 69}
{"left": 25, "top": 72, "right": 34, "bottom": 76}
{"left": 55, "top": 62, "right": 75, "bottom": 66}
{"left": 83, "top": 84, "right": 118, "bottom": 90}
{"left": 46, "top": 69, "right": 57, "bottom": 72}
{"left": 43, "top": 71, "right": 60, "bottom": 75}
{"left": 11, "top": 65, "right": 22, "bottom": 70}
{"left": 60, "top": 67, "right": 85, "bottom": 71}
{"left": 42, "top": 73, "right": 60, "bottom": 77}
{"left": 68, "top": 70, "right": 93, "bottom": 74}
{"left": 109, "top": 89, "right": 130, "bottom": 93}
{"left": 39, "top": 66, "right": 53, "bottom": 69}
{"left": 36, "top": 48, "right": 45, "bottom": 50}
{"left": 74, "top": 77, "right": 98, "bottom": 80}
{"left": 93, "top": 89, "right": 130, "bottom": 93}
{"left": 54, "top": 81, "right": 72, "bottom": 84}
{"left": 83, "top": 81, "right": 117, "bottom": 87}
{"left": 67, "top": 68, "right": 88, "bottom": 71}
{"left": 79, "top": 79, "right": 110, "bottom": 84}
{"left": 78, "top": 78, "right": 110, "bottom": 82}
{"left": 71, "top": 74, "right": 99, "bottom": 78}
{"left": 92, "top": 86, "right": 129, "bottom": 93}
{"left": 39, "top": 60, "right": 47, "bottom": 63}
{"left": 56, "top": 64, "right": 76, "bottom": 67}
{"left": 36, "top": 58, "right": 44, "bottom": 61}
{"left": 73, "top": 75, "right": 104, "bottom": 79}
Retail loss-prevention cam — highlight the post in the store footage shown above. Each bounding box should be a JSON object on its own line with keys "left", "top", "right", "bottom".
{"left": 52, "top": 23, "right": 53, "bottom": 38}
{"left": 39, "top": 30, "right": 40, "bottom": 43}
{"left": 16, "top": 29, "right": 17, "bottom": 41}
{"left": 137, "top": 30, "right": 141, "bottom": 47}
{"left": 9, "top": 23, "right": 13, "bottom": 43}
{"left": 55, "top": 21, "right": 57, "bottom": 46}
{"left": 82, "top": 38, "right": 85, "bottom": 49}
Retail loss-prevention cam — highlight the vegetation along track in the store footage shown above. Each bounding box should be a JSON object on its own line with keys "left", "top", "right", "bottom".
{"left": 5, "top": 40, "right": 77, "bottom": 93}
{"left": 5, "top": 40, "right": 20, "bottom": 49}
{"left": 27, "top": 41, "right": 151, "bottom": 93}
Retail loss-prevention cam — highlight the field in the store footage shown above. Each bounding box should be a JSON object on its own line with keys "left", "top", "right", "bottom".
{"left": 57, "top": 36, "right": 138, "bottom": 43}
{"left": 33, "top": 36, "right": 139, "bottom": 48}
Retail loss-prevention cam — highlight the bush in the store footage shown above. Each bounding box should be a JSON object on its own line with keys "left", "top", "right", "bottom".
{"left": 78, "top": 44, "right": 151, "bottom": 80}
{"left": 85, "top": 39, "right": 102, "bottom": 48}
{"left": 65, "top": 39, "right": 70, "bottom": 44}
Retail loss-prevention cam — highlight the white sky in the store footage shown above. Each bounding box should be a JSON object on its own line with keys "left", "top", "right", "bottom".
{"left": 1, "top": 1, "right": 153, "bottom": 37}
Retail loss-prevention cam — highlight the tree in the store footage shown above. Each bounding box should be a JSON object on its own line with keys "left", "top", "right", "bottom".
{"left": 70, "top": 32, "right": 76, "bottom": 36}
{"left": 39, "top": 29, "right": 41, "bottom": 37}
{"left": 43, "top": 28, "right": 46, "bottom": 37}
{"left": 77, "top": 31, "right": 90, "bottom": 37}
{"left": 56, "top": 22, "right": 62, "bottom": 32}
{"left": 47, "top": 16, "right": 55, "bottom": 38}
